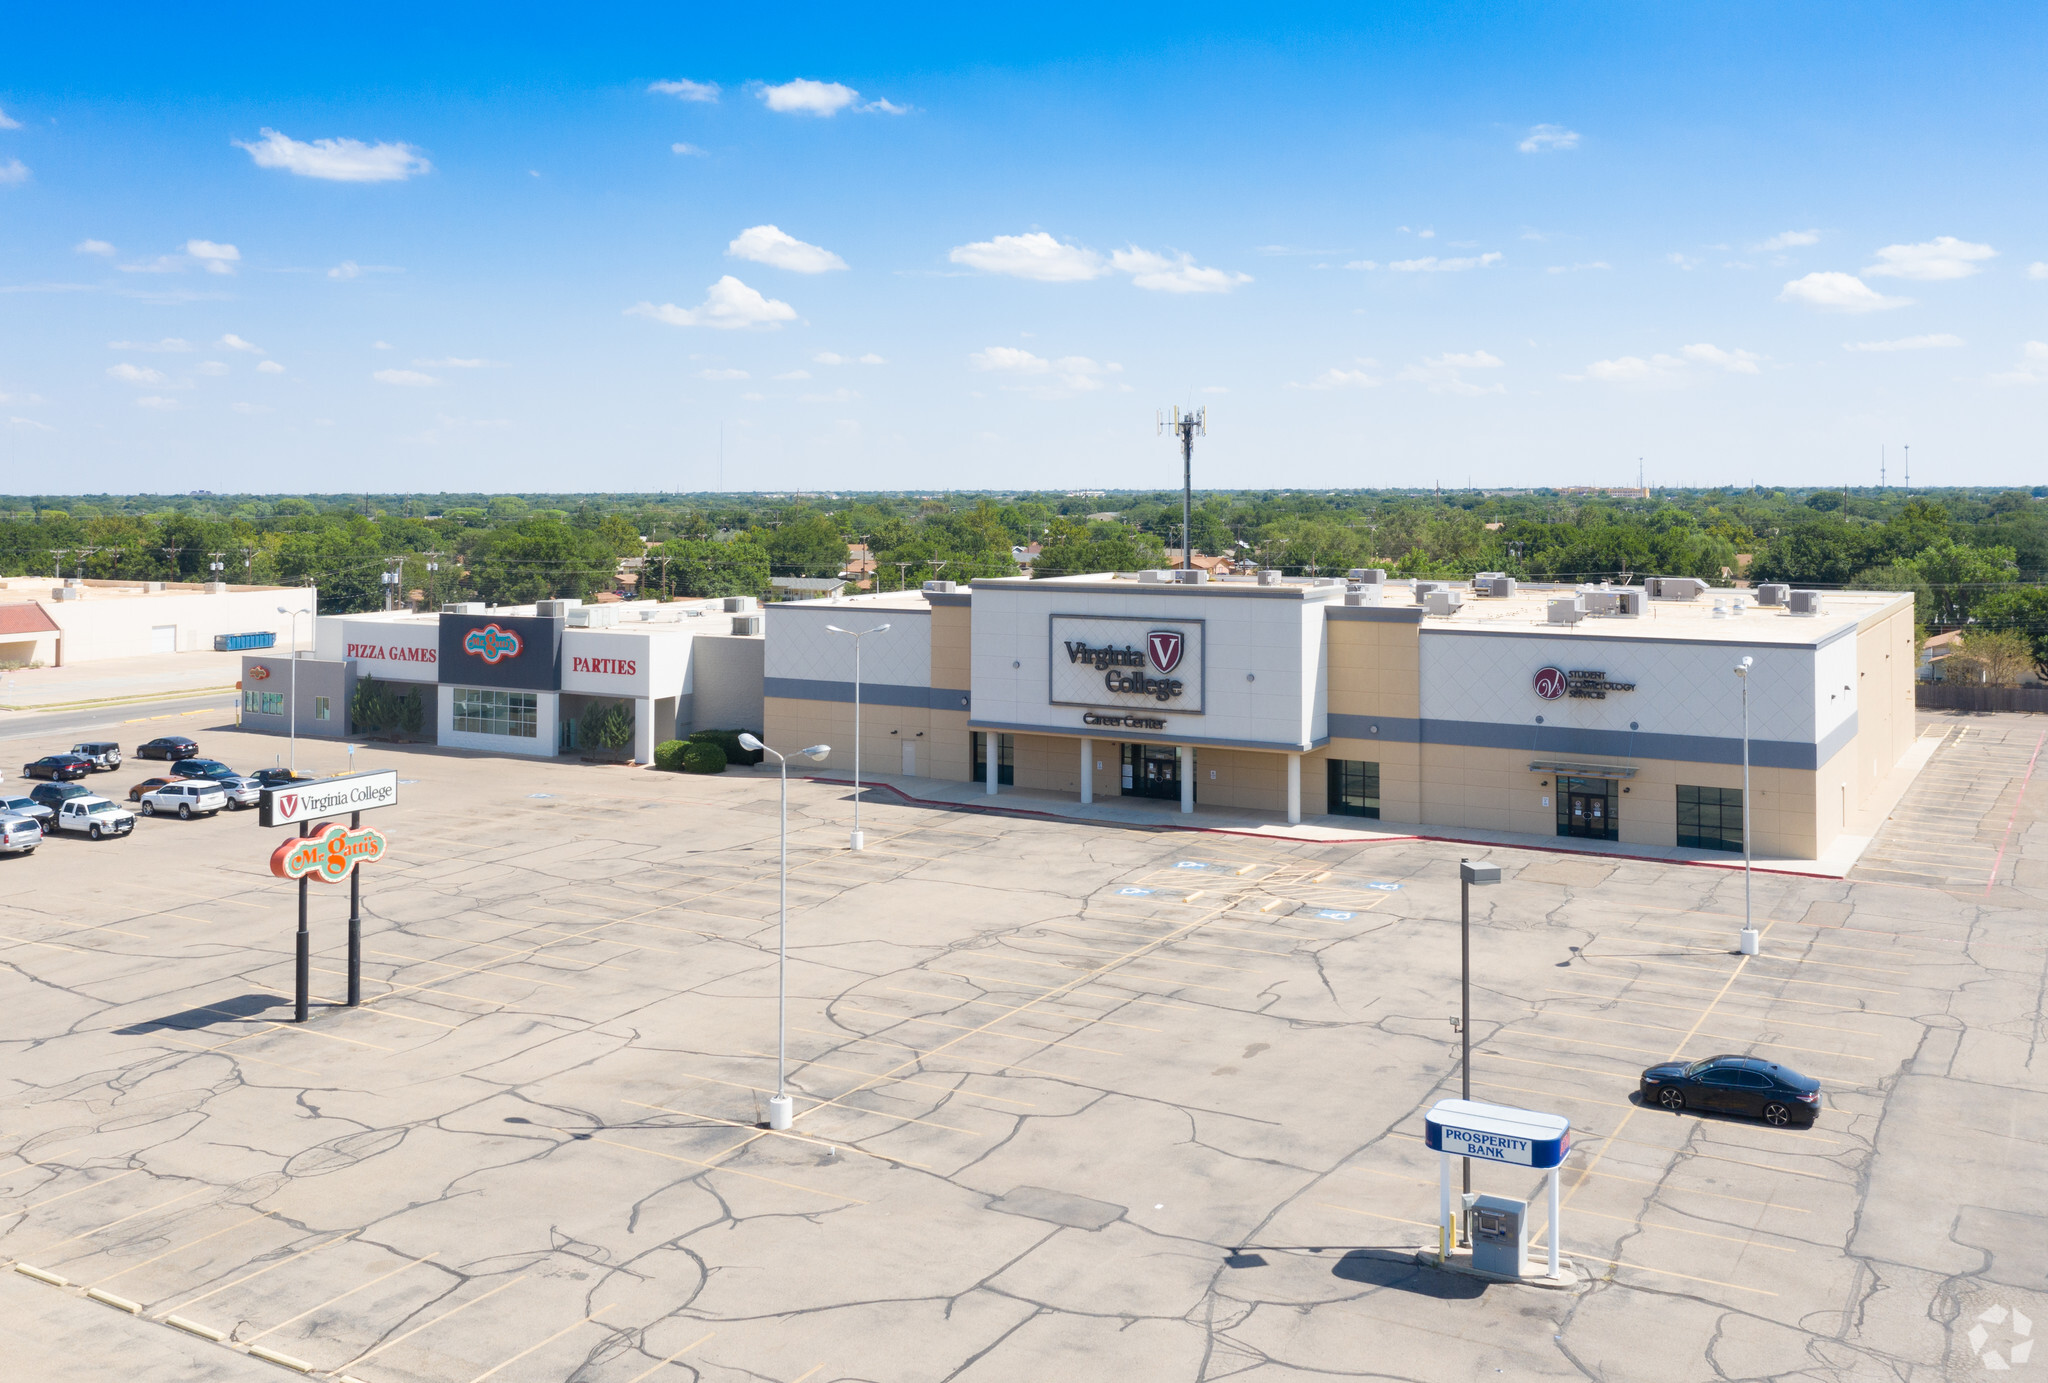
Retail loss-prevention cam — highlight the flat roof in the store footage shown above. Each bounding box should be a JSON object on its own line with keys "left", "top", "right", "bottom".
{"left": 1393, "top": 583, "right": 1909, "bottom": 645}
{"left": 0, "top": 576, "right": 300, "bottom": 603}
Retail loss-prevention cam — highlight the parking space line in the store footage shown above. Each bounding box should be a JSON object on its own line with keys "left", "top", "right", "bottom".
{"left": 242, "top": 1250, "right": 438, "bottom": 1343}
{"left": 622, "top": 1100, "right": 935, "bottom": 1170}
{"left": 333, "top": 1272, "right": 528, "bottom": 1372}
{"left": 1604, "top": 957, "right": 1899, "bottom": 997}
{"left": 625, "top": 1330, "right": 714, "bottom": 1383}
{"left": 792, "top": 1028, "right": 1071, "bottom": 1080}
{"left": 926, "top": 971, "right": 1203, "bottom": 1011}
{"left": 155, "top": 1035, "right": 319, "bottom": 1078}
{"left": 89, "top": 1211, "right": 273, "bottom": 1283}
{"left": 18, "top": 1185, "right": 210, "bottom": 1256}
{"left": 950, "top": 950, "right": 1233, "bottom": 991}
{"left": 1525, "top": 1241, "right": 1777, "bottom": 1296}
{"left": 1052, "top": 922, "right": 1296, "bottom": 959}
{"left": 364, "top": 948, "right": 577, "bottom": 989}
{"left": 1540, "top": 991, "right": 1883, "bottom": 1037}
{"left": 836, "top": 1006, "right": 1124, "bottom": 1056}
{"left": 1566, "top": 1205, "right": 1797, "bottom": 1252}
{"left": 742, "top": 1045, "right": 1039, "bottom": 1107}
{"left": 1554, "top": 975, "right": 1890, "bottom": 1016}
{"left": 1528, "top": 1010, "right": 1874, "bottom": 1062}
{"left": 465, "top": 1306, "right": 612, "bottom": 1383}
{"left": 881, "top": 987, "right": 1160, "bottom": 1034}
{"left": 158, "top": 1231, "right": 358, "bottom": 1317}
{"left": 21, "top": 1169, "right": 139, "bottom": 1212}
{"left": 1317, "top": 1201, "right": 1437, "bottom": 1232}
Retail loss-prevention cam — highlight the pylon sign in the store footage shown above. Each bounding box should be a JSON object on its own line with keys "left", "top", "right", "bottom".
{"left": 271, "top": 821, "right": 389, "bottom": 883}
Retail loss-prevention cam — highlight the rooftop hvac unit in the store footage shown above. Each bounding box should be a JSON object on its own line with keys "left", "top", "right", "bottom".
{"left": 1756, "top": 583, "right": 1790, "bottom": 606}
{"left": 535, "top": 598, "right": 582, "bottom": 618}
{"left": 1176, "top": 567, "right": 1209, "bottom": 584}
{"left": 1346, "top": 568, "right": 1387, "bottom": 584}
{"left": 1648, "top": 576, "right": 1707, "bottom": 601}
{"left": 1344, "top": 585, "right": 1383, "bottom": 606}
{"left": 731, "top": 613, "right": 763, "bottom": 635}
{"left": 1548, "top": 596, "right": 1585, "bottom": 624}
{"left": 1423, "top": 590, "right": 1463, "bottom": 616}
{"left": 920, "top": 580, "right": 957, "bottom": 595}
{"left": 1137, "top": 569, "right": 1169, "bottom": 583}
{"left": 568, "top": 606, "right": 617, "bottom": 628}
{"left": 1582, "top": 591, "right": 1621, "bottom": 617}
{"left": 1614, "top": 588, "right": 1645, "bottom": 617}
{"left": 1472, "top": 571, "right": 1506, "bottom": 590}
{"left": 50, "top": 586, "right": 81, "bottom": 601}
{"left": 725, "top": 595, "right": 761, "bottom": 611}
{"left": 442, "top": 602, "right": 485, "bottom": 614}
{"left": 1788, "top": 590, "right": 1823, "bottom": 616}
{"left": 1257, "top": 569, "right": 1283, "bottom": 586}
{"left": 1488, "top": 576, "right": 1519, "bottom": 598}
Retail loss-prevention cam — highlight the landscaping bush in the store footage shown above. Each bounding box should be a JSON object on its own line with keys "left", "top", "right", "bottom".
{"left": 652, "top": 739, "right": 689, "bottom": 772}
{"left": 681, "top": 740, "right": 728, "bottom": 774}
{"left": 689, "top": 728, "right": 763, "bottom": 765}
{"left": 579, "top": 698, "right": 635, "bottom": 753}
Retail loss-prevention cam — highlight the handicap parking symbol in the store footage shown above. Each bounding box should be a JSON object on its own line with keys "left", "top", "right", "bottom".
{"left": 1118, "top": 886, "right": 1155, "bottom": 896}
{"left": 1174, "top": 860, "right": 1216, "bottom": 871}
{"left": 1316, "top": 909, "right": 1356, "bottom": 921}
{"left": 1364, "top": 881, "right": 1402, "bottom": 891}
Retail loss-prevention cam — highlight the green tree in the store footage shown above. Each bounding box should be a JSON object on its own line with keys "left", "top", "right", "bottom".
{"left": 1912, "top": 538, "right": 2017, "bottom": 626}
{"left": 1973, "top": 588, "right": 2048, "bottom": 679}
{"left": 665, "top": 537, "right": 770, "bottom": 598}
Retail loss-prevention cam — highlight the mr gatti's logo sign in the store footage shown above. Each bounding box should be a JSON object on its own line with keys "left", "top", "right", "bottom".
{"left": 346, "top": 641, "right": 437, "bottom": 664}
{"left": 463, "top": 624, "right": 523, "bottom": 664}
{"left": 571, "top": 655, "right": 638, "bottom": 676}
{"left": 269, "top": 820, "right": 388, "bottom": 883}
{"left": 247, "top": 663, "right": 271, "bottom": 681}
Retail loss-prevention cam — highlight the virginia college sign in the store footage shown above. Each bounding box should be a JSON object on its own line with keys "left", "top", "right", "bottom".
{"left": 1049, "top": 615, "right": 1204, "bottom": 715}
{"left": 261, "top": 769, "right": 401, "bottom": 828}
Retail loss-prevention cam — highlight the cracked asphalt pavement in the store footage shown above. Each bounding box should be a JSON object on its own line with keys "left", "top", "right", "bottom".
{"left": 1, "top": 711, "right": 2043, "bottom": 1381}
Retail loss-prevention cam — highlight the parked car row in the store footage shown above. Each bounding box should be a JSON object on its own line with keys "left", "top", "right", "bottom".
{"left": 2, "top": 736, "right": 325, "bottom": 851}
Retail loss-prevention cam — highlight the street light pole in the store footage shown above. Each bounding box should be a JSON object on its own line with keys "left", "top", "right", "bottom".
{"left": 1735, "top": 657, "right": 1759, "bottom": 956}
{"left": 1456, "top": 857, "right": 1500, "bottom": 1239}
{"left": 276, "top": 605, "right": 309, "bottom": 772}
{"left": 738, "top": 733, "right": 830, "bottom": 1131}
{"left": 825, "top": 623, "right": 891, "bottom": 851}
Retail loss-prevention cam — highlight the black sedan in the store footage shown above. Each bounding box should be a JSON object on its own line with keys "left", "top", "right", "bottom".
{"left": 251, "top": 767, "right": 319, "bottom": 788}
{"left": 22, "top": 754, "right": 94, "bottom": 781}
{"left": 1639, "top": 1055, "right": 1822, "bottom": 1127}
{"left": 170, "top": 758, "right": 239, "bottom": 782}
{"left": 136, "top": 736, "right": 200, "bottom": 761}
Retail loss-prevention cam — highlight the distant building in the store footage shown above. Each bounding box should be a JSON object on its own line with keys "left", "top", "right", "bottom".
{"left": 0, "top": 576, "right": 315, "bottom": 668}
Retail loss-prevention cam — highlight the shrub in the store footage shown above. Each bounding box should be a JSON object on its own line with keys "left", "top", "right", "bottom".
{"left": 689, "top": 728, "right": 762, "bottom": 765}
{"left": 681, "top": 740, "right": 728, "bottom": 774}
{"left": 653, "top": 739, "right": 689, "bottom": 772}
{"left": 579, "top": 698, "right": 635, "bottom": 752}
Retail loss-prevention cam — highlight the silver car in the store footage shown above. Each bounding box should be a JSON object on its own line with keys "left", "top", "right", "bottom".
{"left": 0, "top": 813, "right": 41, "bottom": 854}
{"left": 213, "top": 775, "right": 263, "bottom": 811}
{"left": 139, "top": 781, "right": 228, "bottom": 820}
{"left": 1, "top": 795, "right": 53, "bottom": 828}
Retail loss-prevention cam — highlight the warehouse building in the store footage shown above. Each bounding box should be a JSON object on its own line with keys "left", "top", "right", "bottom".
{"left": 0, "top": 576, "right": 314, "bottom": 667}
{"left": 763, "top": 572, "right": 1919, "bottom": 860}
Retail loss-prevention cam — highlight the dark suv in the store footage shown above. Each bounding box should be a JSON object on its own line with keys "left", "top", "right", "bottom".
{"left": 1639, "top": 1054, "right": 1822, "bottom": 1127}
{"left": 28, "top": 782, "right": 93, "bottom": 813}
{"left": 22, "top": 754, "right": 93, "bottom": 781}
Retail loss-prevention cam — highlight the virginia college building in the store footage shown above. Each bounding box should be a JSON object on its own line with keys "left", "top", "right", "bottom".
{"left": 764, "top": 571, "right": 1918, "bottom": 860}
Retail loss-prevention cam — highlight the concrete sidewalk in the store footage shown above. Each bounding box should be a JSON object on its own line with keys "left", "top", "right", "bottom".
{"left": 0, "top": 649, "right": 265, "bottom": 711}
{"left": 784, "top": 725, "right": 1946, "bottom": 879}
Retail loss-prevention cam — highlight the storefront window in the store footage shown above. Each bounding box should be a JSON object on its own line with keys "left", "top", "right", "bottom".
{"left": 1677, "top": 785, "right": 1744, "bottom": 852}
{"left": 1121, "top": 744, "right": 1182, "bottom": 801}
{"left": 243, "top": 689, "right": 284, "bottom": 716}
{"left": 314, "top": 696, "right": 330, "bottom": 722}
{"left": 454, "top": 687, "right": 538, "bottom": 738}
{"left": 972, "top": 732, "right": 1014, "bottom": 784}
{"left": 1557, "top": 776, "right": 1618, "bottom": 841}
{"left": 1327, "top": 759, "right": 1380, "bottom": 818}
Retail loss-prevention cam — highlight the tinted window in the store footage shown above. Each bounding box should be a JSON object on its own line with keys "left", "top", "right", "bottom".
{"left": 1733, "top": 1071, "right": 1772, "bottom": 1089}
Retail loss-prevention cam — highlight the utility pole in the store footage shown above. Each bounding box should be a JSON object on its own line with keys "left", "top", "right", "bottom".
{"left": 207, "top": 551, "right": 226, "bottom": 585}
{"left": 1903, "top": 445, "right": 1910, "bottom": 490}
{"left": 381, "top": 556, "right": 405, "bottom": 611}
{"left": 894, "top": 561, "right": 913, "bottom": 592}
{"left": 162, "top": 546, "right": 183, "bottom": 580}
{"left": 1157, "top": 406, "right": 1206, "bottom": 574}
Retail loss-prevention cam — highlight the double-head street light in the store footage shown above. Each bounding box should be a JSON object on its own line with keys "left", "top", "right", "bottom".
{"left": 1456, "top": 856, "right": 1501, "bottom": 1234}
{"left": 1734, "top": 657, "right": 1760, "bottom": 956}
{"left": 276, "top": 605, "right": 311, "bottom": 771}
{"left": 824, "top": 623, "right": 891, "bottom": 851}
{"left": 738, "top": 733, "right": 830, "bottom": 1131}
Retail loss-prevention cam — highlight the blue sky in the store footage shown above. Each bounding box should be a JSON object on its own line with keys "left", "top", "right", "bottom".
{"left": 3, "top": 3, "right": 2045, "bottom": 494}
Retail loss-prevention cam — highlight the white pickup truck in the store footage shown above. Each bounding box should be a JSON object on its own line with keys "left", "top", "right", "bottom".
{"left": 52, "top": 796, "right": 136, "bottom": 840}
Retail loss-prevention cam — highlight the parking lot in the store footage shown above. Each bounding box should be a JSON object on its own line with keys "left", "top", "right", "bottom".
{"left": 2, "top": 711, "right": 2044, "bottom": 1381}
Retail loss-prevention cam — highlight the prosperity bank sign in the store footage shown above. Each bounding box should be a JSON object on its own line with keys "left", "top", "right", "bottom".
{"left": 1049, "top": 615, "right": 1204, "bottom": 716}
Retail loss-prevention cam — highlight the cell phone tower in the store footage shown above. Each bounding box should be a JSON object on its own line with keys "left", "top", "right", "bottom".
{"left": 1158, "top": 406, "right": 1207, "bottom": 573}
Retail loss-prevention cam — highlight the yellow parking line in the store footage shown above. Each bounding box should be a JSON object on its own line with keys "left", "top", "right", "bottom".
{"left": 952, "top": 951, "right": 1232, "bottom": 991}
{"left": 1540, "top": 991, "right": 1882, "bottom": 1037}
{"left": 625, "top": 1331, "right": 714, "bottom": 1383}
{"left": 1317, "top": 1201, "right": 1437, "bottom": 1231}
{"left": 24, "top": 1186, "right": 210, "bottom": 1254}
{"left": 334, "top": 1273, "right": 528, "bottom": 1372}
{"left": 744, "top": 1047, "right": 1036, "bottom": 1107}
{"left": 925, "top": 971, "right": 1202, "bottom": 1011}
{"left": 669, "top": 1067, "right": 980, "bottom": 1135}
{"left": 881, "top": 987, "right": 1159, "bottom": 1033}
{"left": 465, "top": 1306, "right": 613, "bottom": 1383}
{"left": 1528, "top": 1010, "right": 1874, "bottom": 1061}
{"left": 1566, "top": 1205, "right": 1797, "bottom": 1252}
{"left": 159, "top": 1232, "right": 359, "bottom": 1317}
{"left": 21, "top": 1169, "right": 140, "bottom": 1212}
{"left": 1527, "top": 1242, "right": 1777, "bottom": 1296}
{"left": 90, "top": 1211, "right": 274, "bottom": 1284}
{"left": 1607, "top": 957, "right": 1898, "bottom": 997}
{"left": 243, "top": 1250, "right": 438, "bottom": 1342}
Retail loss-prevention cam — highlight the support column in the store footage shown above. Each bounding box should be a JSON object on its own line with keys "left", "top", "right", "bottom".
{"left": 1079, "top": 738, "right": 1093, "bottom": 805}
{"left": 1286, "top": 753, "right": 1302, "bottom": 825}
{"left": 1439, "top": 1152, "right": 1451, "bottom": 1264}
{"left": 1548, "top": 1164, "right": 1561, "bottom": 1277}
{"left": 985, "top": 735, "right": 998, "bottom": 795}
{"left": 1179, "top": 746, "right": 1194, "bottom": 814}
{"left": 633, "top": 696, "right": 655, "bottom": 765}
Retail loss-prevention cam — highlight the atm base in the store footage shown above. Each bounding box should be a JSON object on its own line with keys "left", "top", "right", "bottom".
{"left": 1413, "top": 1245, "right": 1579, "bottom": 1290}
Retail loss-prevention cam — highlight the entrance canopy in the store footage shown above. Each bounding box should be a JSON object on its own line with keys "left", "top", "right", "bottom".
{"left": 1424, "top": 1098, "right": 1571, "bottom": 1169}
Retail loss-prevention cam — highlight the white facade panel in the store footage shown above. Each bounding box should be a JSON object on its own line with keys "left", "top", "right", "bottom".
{"left": 319, "top": 614, "right": 442, "bottom": 684}
{"left": 764, "top": 605, "right": 932, "bottom": 688}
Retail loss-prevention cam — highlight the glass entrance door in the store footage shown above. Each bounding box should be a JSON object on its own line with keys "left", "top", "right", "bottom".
{"left": 1121, "top": 744, "right": 1183, "bottom": 801}
{"left": 1557, "top": 776, "right": 1618, "bottom": 841}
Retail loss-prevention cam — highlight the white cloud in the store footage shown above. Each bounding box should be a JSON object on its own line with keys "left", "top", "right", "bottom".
{"left": 186, "top": 239, "right": 240, "bottom": 275}
{"left": 1518, "top": 124, "right": 1580, "bottom": 153}
{"left": 218, "top": 333, "right": 264, "bottom": 353}
{"left": 109, "top": 337, "right": 191, "bottom": 352}
{"left": 949, "top": 232, "right": 1108, "bottom": 282}
{"left": 649, "top": 78, "right": 719, "bottom": 103}
{"left": 773, "top": 369, "right": 811, "bottom": 380}
{"left": 739, "top": 392, "right": 765, "bottom": 402}
{"left": 1388, "top": 253, "right": 1501, "bottom": 273}
{"left": 1344, "top": 260, "right": 1379, "bottom": 271}
{"left": 2030, "top": 262, "right": 2048, "bottom": 280}
{"left": 813, "top": 352, "right": 847, "bottom": 365}
{"left": 1293, "top": 367, "right": 1382, "bottom": 390}
{"left": 1778, "top": 271, "right": 1911, "bottom": 312}
{"left": 1843, "top": 334, "right": 1964, "bottom": 352}
{"left": 134, "top": 396, "right": 181, "bottom": 410}
{"left": 1545, "top": 261, "right": 1611, "bottom": 274}
{"left": 0, "top": 159, "right": 30, "bottom": 186}
{"left": 413, "top": 357, "right": 496, "bottom": 368}
{"left": 75, "top": 239, "right": 117, "bottom": 257}
{"left": 1679, "top": 342, "right": 1762, "bottom": 374}
{"left": 234, "top": 128, "right": 431, "bottom": 182}
{"left": 758, "top": 79, "right": 861, "bottom": 116}
{"left": 1755, "top": 229, "right": 1821, "bottom": 252}
{"left": 0, "top": 107, "right": 19, "bottom": 130}
{"left": 1667, "top": 251, "right": 1701, "bottom": 270}
{"left": 372, "top": 341, "right": 393, "bottom": 350}
{"left": 373, "top": 369, "right": 439, "bottom": 386}
{"left": 801, "top": 387, "right": 861, "bottom": 402}
{"left": 329, "top": 260, "right": 362, "bottom": 279}
{"left": 9, "top": 416, "right": 55, "bottom": 430}
{"left": 1397, "top": 350, "right": 1506, "bottom": 395}
{"left": 194, "top": 361, "right": 230, "bottom": 376}
{"left": 256, "top": 360, "right": 285, "bottom": 374}
{"left": 626, "top": 275, "right": 797, "bottom": 330}
{"left": 698, "top": 368, "right": 750, "bottom": 380}
{"left": 1110, "top": 247, "right": 1251, "bottom": 294}
{"left": 107, "top": 363, "right": 169, "bottom": 385}
{"left": 728, "top": 224, "right": 848, "bottom": 273}
{"left": 858, "top": 353, "right": 885, "bottom": 365}
{"left": 671, "top": 143, "right": 706, "bottom": 156}
{"left": 231, "top": 402, "right": 272, "bottom": 415}
{"left": 968, "top": 346, "right": 1118, "bottom": 395}
{"left": 1990, "top": 341, "right": 2048, "bottom": 385}
{"left": 1863, "top": 236, "right": 1996, "bottom": 281}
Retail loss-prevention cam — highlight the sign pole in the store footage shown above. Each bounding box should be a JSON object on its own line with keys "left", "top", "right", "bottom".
{"left": 1548, "top": 1163, "right": 1562, "bottom": 1278}
{"left": 347, "top": 809, "right": 362, "bottom": 1006}
{"left": 295, "top": 819, "right": 310, "bottom": 1022}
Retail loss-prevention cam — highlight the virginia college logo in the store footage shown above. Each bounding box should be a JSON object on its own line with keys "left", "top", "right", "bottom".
{"left": 1147, "top": 630, "right": 1184, "bottom": 673}
{"left": 277, "top": 793, "right": 297, "bottom": 817}
{"left": 463, "top": 624, "right": 523, "bottom": 663}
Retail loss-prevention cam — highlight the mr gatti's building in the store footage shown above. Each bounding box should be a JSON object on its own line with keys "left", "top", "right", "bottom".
{"left": 764, "top": 571, "right": 1919, "bottom": 860}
